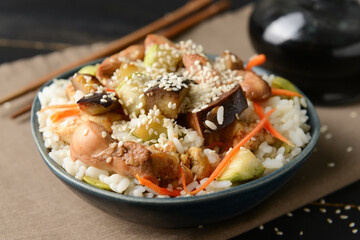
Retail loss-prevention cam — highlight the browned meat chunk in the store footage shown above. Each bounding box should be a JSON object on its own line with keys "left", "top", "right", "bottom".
{"left": 148, "top": 146, "right": 193, "bottom": 187}
{"left": 187, "top": 147, "right": 213, "bottom": 180}
{"left": 70, "top": 121, "right": 157, "bottom": 183}
{"left": 238, "top": 70, "right": 271, "bottom": 102}
{"left": 96, "top": 44, "right": 145, "bottom": 85}
{"left": 144, "top": 34, "right": 175, "bottom": 48}
{"left": 222, "top": 120, "right": 275, "bottom": 151}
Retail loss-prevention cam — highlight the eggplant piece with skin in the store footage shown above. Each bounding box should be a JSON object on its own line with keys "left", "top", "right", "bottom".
{"left": 77, "top": 92, "right": 121, "bottom": 115}
{"left": 70, "top": 73, "right": 102, "bottom": 94}
{"left": 184, "top": 84, "right": 248, "bottom": 137}
{"left": 221, "top": 51, "right": 244, "bottom": 71}
{"left": 144, "top": 78, "right": 191, "bottom": 119}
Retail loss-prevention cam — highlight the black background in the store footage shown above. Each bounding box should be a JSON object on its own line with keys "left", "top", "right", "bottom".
{"left": 1, "top": 0, "right": 359, "bottom": 239}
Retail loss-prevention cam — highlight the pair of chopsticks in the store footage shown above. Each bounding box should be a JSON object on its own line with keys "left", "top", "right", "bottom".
{"left": 3, "top": 0, "right": 230, "bottom": 118}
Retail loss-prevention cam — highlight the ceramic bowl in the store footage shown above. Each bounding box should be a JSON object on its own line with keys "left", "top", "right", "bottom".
{"left": 31, "top": 59, "right": 320, "bottom": 228}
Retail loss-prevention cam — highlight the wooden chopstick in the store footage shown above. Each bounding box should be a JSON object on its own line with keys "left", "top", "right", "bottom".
{"left": 0, "top": 0, "right": 212, "bottom": 105}
{"left": 10, "top": 0, "right": 231, "bottom": 119}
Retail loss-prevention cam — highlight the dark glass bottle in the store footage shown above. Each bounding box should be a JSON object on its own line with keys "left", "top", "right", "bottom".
{"left": 249, "top": 0, "right": 360, "bottom": 104}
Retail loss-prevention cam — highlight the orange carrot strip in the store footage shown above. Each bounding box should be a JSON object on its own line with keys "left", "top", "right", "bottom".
{"left": 245, "top": 54, "right": 266, "bottom": 70}
{"left": 136, "top": 175, "right": 181, "bottom": 197}
{"left": 253, "top": 102, "right": 293, "bottom": 147}
{"left": 185, "top": 109, "right": 275, "bottom": 195}
{"left": 40, "top": 104, "right": 79, "bottom": 112}
{"left": 106, "top": 88, "right": 115, "bottom": 92}
{"left": 179, "top": 165, "right": 190, "bottom": 194}
{"left": 271, "top": 88, "right": 302, "bottom": 97}
{"left": 206, "top": 142, "right": 230, "bottom": 152}
{"left": 50, "top": 108, "right": 80, "bottom": 122}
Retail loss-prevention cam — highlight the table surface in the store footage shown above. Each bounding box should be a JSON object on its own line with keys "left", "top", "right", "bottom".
{"left": 1, "top": 1, "right": 359, "bottom": 239}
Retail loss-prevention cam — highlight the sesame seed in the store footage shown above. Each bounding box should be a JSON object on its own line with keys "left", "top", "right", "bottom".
{"left": 205, "top": 120, "right": 217, "bottom": 130}
{"left": 168, "top": 101, "right": 173, "bottom": 109}
{"left": 344, "top": 205, "right": 352, "bottom": 210}
{"left": 276, "top": 231, "right": 283, "bottom": 236}
{"left": 304, "top": 207, "right": 311, "bottom": 212}
{"left": 320, "top": 208, "right": 327, "bottom": 213}
{"left": 287, "top": 212, "right": 293, "bottom": 217}
{"left": 335, "top": 209, "right": 341, "bottom": 214}
{"left": 325, "top": 133, "right": 332, "bottom": 140}
{"left": 340, "top": 214, "right": 349, "bottom": 219}
{"left": 320, "top": 199, "right": 326, "bottom": 204}
{"left": 352, "top": 229, "right": 358, "bottom": 234}
{"left": 327, "top": 218, "right": 333, "bottom": 224}
{"left": 83, "top": 129, "right": 89, "bottom": 136}
{"left": 274, "top": 227, "right": 279, "bottom": 232}
{"left": 349, "top": 222, "right": 355, "bottom": 228}
{"left": 327, "top": 162, "right": 335, "bottom": 167}
{"left": 101, "top": 131, "right": 107, "bottom": 138}
{"left": 259, "top": 225, "right": 264, "bottom": 230}
{"left": 299, "top": 231, "right": 304, "bottom": 236}
{"left": 346, "top": 146, "right": 353, "bottom": 153}
{"left": 148, "top": 128, "right": 154, "bottom": 135}
{"left": 106, "top": 157, "right": 112, "bottom": 163}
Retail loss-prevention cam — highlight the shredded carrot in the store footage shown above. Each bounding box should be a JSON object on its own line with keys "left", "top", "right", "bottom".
{"left": 179, "top": 165, "right": 189, "bottom": 193}
{"left": 253, "top": 102, "right": 293, "bottom": 147}
{"left": 106, "top": 88, "right": 115, "bottom": 92}
{"left": 50, "top": 108, "right": 80, "bottom": 122}
{"left": 245, "top": 54, "right": 266, "bottom": 70}
{"left": 271, "top": 88, "right": 302, "bottom": 97}
{"left": 206, "top": 142, "right": 230, "bottom": 152}
{"left": 182, "top": 109, "right": 275, "bottom": 195}
{"left": 40, "top": 104, "right": 79, "bottom": 112}
{"left": 136, "top": 175, "right": 181, "bottom": 197}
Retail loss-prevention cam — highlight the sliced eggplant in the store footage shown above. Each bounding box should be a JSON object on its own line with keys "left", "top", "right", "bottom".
{"left": 221, "top": 51, "right": 244, "bottom": 70}
{"left": 144, "top": 77, "right": 190, "bottom": 119}
{"left": 77, "top": 92, "right": 120, "bottom": 115}
{"left": 70, "top": 73, "right": 102, "bottom": 94}
{"left": 184, "top": 84, "right": 248, "bottom": 137}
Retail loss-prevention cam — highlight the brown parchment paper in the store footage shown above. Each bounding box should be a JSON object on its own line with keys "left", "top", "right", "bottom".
{"left": 1, "top": 5, "right": 359, "bottom": 240}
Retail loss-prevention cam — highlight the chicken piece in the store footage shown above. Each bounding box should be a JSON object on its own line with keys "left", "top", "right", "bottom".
{"left": 237, "top": 70, "right": 271, "bottom": 102}
{"left": 147, "top": 144, "right": 193, "bottom": 187}
{"left": 51, "top": 118, "right": 82, "bottom": 144}
{"left": 96, "top": 44, "right": 145, "bottom": 85}
{"left": 70, "top": 121, "right": 157, "bottom": 183}
{"left": 182, "top": 53, "right": 220, "bottom": 84}
{"left": 144, "top": 34, "right": 175, "bottom": 49}
{"left": 81, "top": 112, "right": 126, "bottom": 133}
{"left": 223, "top": 120, "right": 275, "bottom": 151}
{"left": 186, "top": 147, "right": 213, "bottom": 180}
{"left": 65, "top": 83, "right": 76, "bottom": 101}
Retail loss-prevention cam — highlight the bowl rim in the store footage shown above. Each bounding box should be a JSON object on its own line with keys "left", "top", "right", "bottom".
{"left": 31, "top": 58, "right": 320, "bottom": 205}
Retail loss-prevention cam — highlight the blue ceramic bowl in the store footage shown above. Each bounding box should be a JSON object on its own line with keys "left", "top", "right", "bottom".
{"left": 31, "top": 59, "right": 320, "bottom": 228}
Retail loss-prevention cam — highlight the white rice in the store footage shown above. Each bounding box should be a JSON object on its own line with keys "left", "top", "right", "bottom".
{"left": 37, "top": 73, "right": 310, "bottom": 197}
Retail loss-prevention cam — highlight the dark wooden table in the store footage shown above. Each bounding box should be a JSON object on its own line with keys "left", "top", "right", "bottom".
{"left": 1, "top": 1, "right": 359, "bottom": 239}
